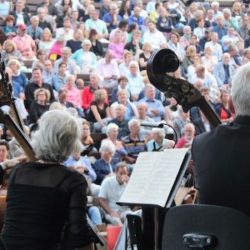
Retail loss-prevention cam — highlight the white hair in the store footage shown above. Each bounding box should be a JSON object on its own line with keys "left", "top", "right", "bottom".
{"left": 31, "top": 110, "right": 83, "bottom": 162}
{"left": 106, "top": 123, "right": 119, "bottom": 136}
{"left": 128, "top": 118, "right": 141, "bottom": 129}
{"left": 231, "top": 63, "right": 250, "bottom": 116}
{"left": 152, "top": 128, "right": 165, "bottom": 139}
{"left": 99, "top": 140, "right": 116, "bottom": 154}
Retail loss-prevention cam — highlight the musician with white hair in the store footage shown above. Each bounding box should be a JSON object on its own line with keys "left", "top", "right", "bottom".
{"left": 1, "top": 110, "right": 95, "bottom": 250}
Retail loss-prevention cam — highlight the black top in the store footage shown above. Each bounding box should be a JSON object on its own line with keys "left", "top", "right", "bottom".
{"left": 28, "top": 102, "right": 50, "bottom": 124}
{"left": 1, "top": 162, "right": 94, "bottom": 250}
{"left": 192, "top": 116, "right": 250, "bottom": 216}
{"left": 24, "top": 82, "right": 55, "bottom": 111}
{"left": 66, "top": 40, "right": 82, "bottom": 54}
{"left": 88, "top": 101, "right": 108, "bottom": 123}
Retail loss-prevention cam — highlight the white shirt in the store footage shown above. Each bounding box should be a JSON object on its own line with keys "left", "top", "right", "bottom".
{"left": 143, "top": 29, "right": 166, "bottom": 50}
{"left": 205, "top": 41, "right": 223, "bottom": 61}
{"left": 99, "top": 176, "right": 128, "bottom": 213}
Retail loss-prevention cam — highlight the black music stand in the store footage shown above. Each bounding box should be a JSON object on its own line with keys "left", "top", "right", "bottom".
{"left": 118, "top": 150, "right": 191, "bottom": 250}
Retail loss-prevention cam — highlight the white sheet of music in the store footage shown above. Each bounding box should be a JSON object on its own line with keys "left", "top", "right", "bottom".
{"left": 118, "top": 148, "right": 189, "bottom": 207}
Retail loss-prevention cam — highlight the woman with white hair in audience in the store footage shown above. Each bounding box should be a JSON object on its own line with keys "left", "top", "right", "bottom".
{"left": 104, "top": 123, "right": 128, "bottom": 167}
{"left": 146, "top": 128, "right": 175, "bottom": 151}
{"left": 92, "top": 139, "right": 116, "bottom": 185}
{"left": 2, "top": 110, "right": 95, "bottom": 250}
{"left": 71, "top": 38, "right": 97, "bottom": 73}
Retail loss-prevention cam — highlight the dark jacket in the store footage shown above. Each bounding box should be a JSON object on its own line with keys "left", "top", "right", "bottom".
{"left": 192, "top": 116, "right": 250, "bottom": 216}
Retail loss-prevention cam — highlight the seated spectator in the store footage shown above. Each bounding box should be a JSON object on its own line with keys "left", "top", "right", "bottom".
{"left": 102, "top": 3, "right": 122, "bottom": 33}
{"left": 81, "top": 72, "right": 100, "bottom": 113}
{"left": 42, "top": 59, "right": 53, "bottom": 85}
{"left": 143, "top": 19, "right": 167, "bottom": 50}
{"left": 104, "top": 123, "right": 128, "bottom": 167}
{"left": 111, "top": 89, "right": 138, "bottom": 120}
{"left": 11, "top": 0, "right": 30, "bottom": 26}
{"left": 53, "top": 46, "right": 78, "bottom": 75}
{"left": 136, "top": 102, "right": 156, "bottom": 125}
{"left": 127, "top": 61, "right": 144, "bottom": 102}
{"left": 52, "top": 62, "right": 68, "bottom": 92}
{"left": 98, "top": 162, "right": 131, "bottom": 225}
{"left": 92, "top": 140, "right": 116, "bottom": 185}
{"left": 62, "top": 74, "right": 83, "bottom": 115}
{"left": 81, "top": 120, "right": 95, "bottom": 155}
{"left": 124, "top": 29, "right": 142, "bottom": 56}
{"left": 122, "top": 118, "right": 146, "bottom": 164}
{"left": 32, "top": 49, "right": 47, "bottom": 70}
{"left": 175, "top": 122, "right": 195, "bottom": 149}
{"left": 89, "top": 28, "right": 104, "bottom": 58}
{"left": 27, "top": 15, "right": 43, "bottom": 41}
{"left": 87, "top": 89, "right": 111, "bottom": 132}
{"left": 119, "top": 50, "right": 133, "bottom": 77}
{"left": 96, "top": 50, "right": 120, "bottom": 89}
{"left": 156, "top": 7, "right": 173, "bottom": 34}
{"left": 167, "top": 31, "right": 185, "bottom": 61}
{"left": 221, "top": 26, "right": 241, "bottom": 51}
{"left": 138, "top": 84, "right": 165, "bottom": 122}
{"left": 38, "top": 28, "right": 55, "bottom": 54}
{"left": 213, "top": 53, "right": 236, "bottom": 88}
{"left": 138, "top": 42, "right": 153, "bottom": 72}
{"left": 7, "top": 59, "right": 27, "bottom": 98}
{"left": 85, "top": 9, "right": 108, "bottom": 39}
{"left": 181, "top": 45, "right": 197, "bottom": 76}
{"left": 111, "top": 76, "right": 131, "bottom": 103}
{"left": 66, "top": 28, "right": 84, "bottom": 53}
{"left": 201, "top": 46, "right": 218, "bottom": 73}
{"left": 37, "top": 6, "right": 54, "bottom": 33}
{"left": 71, "top": 39, "right": 97, "bottom": 74}
{"left": 119, "top": 0, "right": 131, "bottom": 20}
{"left": 56, "top": 16, "right": 74, "bottom": 41}
{"left": 205, "top": 32, "right": 223, "bottom": 61}
{"left": 128, "top": 5, "right": 144, "bottom": 31}
{"left": 28, "top": 88, "right": 51, "bottom": 124}
{"left": 25, "top": 67, "right": 55, "bottom": 110}
{"left": 57, "top": 89, "right": 74, "bottom": 110}
{"left": 1, "top": 40, "right": 23, "bottom": 65}
{"left": 108, "top": 104, "right": 129, "bottom": 139}
{"left": 12, "top": 24, "right": 36, "bottom": 59}
{"left": 3, "top": 15, "right": 16, "bottom": 37}
{"left": 179, "top": 25, "right": 192, "bottom": 49}
{"left": 146, "top": 128, "right": 174, "bottom": 151}
{"left": 109, "top": 20, "right": 128, "bottom": 45}
{"left": 214, "top": 89, "right": 234, "bottom": 123}
{"left": 108, "top": 30, "right": 125, "bottom": 62}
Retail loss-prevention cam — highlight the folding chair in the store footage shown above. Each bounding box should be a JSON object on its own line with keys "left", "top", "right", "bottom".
{"left": 162, "top": 204, "right": 250, "bottom": 250}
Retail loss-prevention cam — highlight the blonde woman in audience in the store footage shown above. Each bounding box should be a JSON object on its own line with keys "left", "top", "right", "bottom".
{"left": 38, "top": 28, "right": 55, "bottom": 53}
{"left": 87, "top": 89, "right": 111, "bottom": 132}
{"left": 201, "top": 46, "right": 218, "bottom": 73}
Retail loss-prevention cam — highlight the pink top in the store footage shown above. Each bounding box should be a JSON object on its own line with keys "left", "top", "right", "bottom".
{"left": 63, "top": 85, "right": 82, "bottom": 109}
{"left": 108, "top": 42, "right": 125, "bottom": 60}
{"left": 12, "top": 35, "right": 35, "bottom": 58}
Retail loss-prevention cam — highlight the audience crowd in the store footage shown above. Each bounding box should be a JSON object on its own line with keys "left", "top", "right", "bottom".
{"left": 0, "top": 0, "right": 247, "bottom": 230}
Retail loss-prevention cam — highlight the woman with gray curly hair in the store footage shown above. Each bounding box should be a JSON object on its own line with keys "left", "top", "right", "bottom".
{"left": 2, "top": 110, "right": 94, "bottom": 250}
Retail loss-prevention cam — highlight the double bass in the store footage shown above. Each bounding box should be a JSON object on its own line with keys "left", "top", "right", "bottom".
{"left": 139, "top": 49, "right": 222, "bottom": 250}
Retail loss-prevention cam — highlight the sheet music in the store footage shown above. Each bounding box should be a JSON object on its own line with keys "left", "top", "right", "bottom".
{"left": 118, "top": 148, "right": 188, "bottom": 207}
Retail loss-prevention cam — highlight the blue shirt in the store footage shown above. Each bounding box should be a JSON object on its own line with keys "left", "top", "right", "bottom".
{"left": 64, "top": 156, "right": 97, "bottom": 182}
{"left": 102, "top": 13, "right": 122, "bottom": 32}
{"left": 139, "top": 98, "right": 165, "bottom": 122}
{"left": 92, "top": 159, "right": 114, "bottom": 185}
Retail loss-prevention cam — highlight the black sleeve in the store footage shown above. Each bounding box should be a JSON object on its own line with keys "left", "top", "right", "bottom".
{"left": 65, "top": 172, "right": 94, "bottom": 247}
